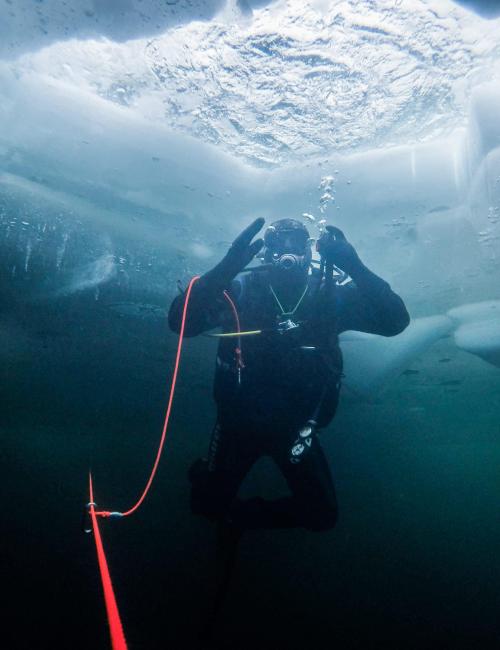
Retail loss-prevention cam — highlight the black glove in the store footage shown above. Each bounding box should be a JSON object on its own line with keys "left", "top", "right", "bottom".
{"left": 204, "top": 217, "right": 265, "bottom": 289}
{"left": 316, "top": 225, "right": 362, "bottom": 276}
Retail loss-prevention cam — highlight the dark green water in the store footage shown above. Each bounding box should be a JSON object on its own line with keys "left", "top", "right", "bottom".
{"left": 2, "top": 1, "right": 500, "bottom": 646}
{"left": 2, "top": 259, "right": 500, "bottom": 648}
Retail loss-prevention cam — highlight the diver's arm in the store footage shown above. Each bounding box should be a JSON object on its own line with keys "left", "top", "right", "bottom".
{"left": 339, "top": 264, "right": 410, "bottom": 336}
{"left": 168, "top": 218, "right": 265, "bottom": 337}
{"left": 168, "top": 278, "right": 229, "bottom": 337}
{"left": 316, "top": 225, "right": 409, "bottom": 337}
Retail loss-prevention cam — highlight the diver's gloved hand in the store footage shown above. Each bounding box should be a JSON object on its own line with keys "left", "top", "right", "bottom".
{"left": 316, "top": 225, "right": 362, "bottom": 276}
{"left": 203, "top": 217, "right": 265, "bottom": 290}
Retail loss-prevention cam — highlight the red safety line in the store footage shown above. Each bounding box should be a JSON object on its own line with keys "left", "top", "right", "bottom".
{"left": 120, "top": 274, "right": 202, "bottom": 516}
{"left": 223, "top": 289, "right": 244, "bottom": 368}
{"left": 88, "top": 474, "right": 128, "bottom": 650}
{"left": 94, "top": 274, "right": 201, "bottom": 518}
{"left": 88, "top": 276, "right": 242, "bottom": 649}
{"left": 223, "top": 289, "right": 241, "bottom": 332}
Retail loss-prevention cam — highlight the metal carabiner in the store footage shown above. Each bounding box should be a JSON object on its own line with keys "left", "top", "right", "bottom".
{"left": 82, "top": 501, "right": 96, "bottom": 534}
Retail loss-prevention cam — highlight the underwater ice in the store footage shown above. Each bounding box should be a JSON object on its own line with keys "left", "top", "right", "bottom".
{"left": 340, "top": 316, "right": 455, "bottom": 398}
{"left": 56, "top": 253, "right": 117, "bottom": 296}
{"left": 454, "top": 320, "right": 500, "bottom": 368}
{"left": 447, "top": 301, "right": 500, "bottom": 368}
{"left": 1, "top": 0, "right": 500, "bottom": 395}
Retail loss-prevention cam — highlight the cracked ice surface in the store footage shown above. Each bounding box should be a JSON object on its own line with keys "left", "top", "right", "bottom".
{"left": 5, "top": 0, "right": 500, "bottom": 167}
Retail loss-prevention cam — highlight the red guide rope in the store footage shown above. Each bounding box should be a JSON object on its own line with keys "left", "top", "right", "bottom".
{"left": 223, "top": 289, "right": 245, "bottom": 369}
{"left": 87, "top": 275, "right": 243, "bottom": 649}
{"left": 93, "top": 274, "right": 201, "bottom": 518}
{"left": 88, "top": 474, "right": 128, "bottom": 650}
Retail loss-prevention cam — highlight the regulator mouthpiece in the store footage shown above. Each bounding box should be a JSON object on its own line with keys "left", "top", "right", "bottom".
{"left": 276, "top": 253, "right": 301, "bottom": 270}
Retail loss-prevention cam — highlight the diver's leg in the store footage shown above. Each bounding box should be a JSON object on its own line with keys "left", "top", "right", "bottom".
{"left": 275, "top": 432, "right": 338, "bottom": 531}
{"left": 229, "top": 431, "right": 338, "bottom": 531}
{"left": 189, "top": 421, "right": 258, "bottom": 521}
{"left": 190, "top": 422, "right": 259, "bottom": 642}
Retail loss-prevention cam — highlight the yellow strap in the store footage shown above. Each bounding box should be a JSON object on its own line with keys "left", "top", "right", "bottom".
{"left": 206, "top": 330, "right": 262, "bottom": 338}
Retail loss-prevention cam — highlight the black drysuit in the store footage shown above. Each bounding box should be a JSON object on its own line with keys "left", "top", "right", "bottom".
{"left": 168, "top": 264, "right": 410, "bottom": 531}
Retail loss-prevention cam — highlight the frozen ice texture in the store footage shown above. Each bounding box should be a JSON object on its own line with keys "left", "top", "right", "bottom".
{"left": 448, "top": 301, "right": 500, "bottom": 368}
{"left": 454, "top": 320, "right": 500, "bottom": 367}
{"left": 448, "top": 301, "right": 500, "bottom": 324}
{"left": 1, "top": 1, "right": 500, "bottom": 392}
{"left": 340, "top": 316, "right": 455, "bottom": 398}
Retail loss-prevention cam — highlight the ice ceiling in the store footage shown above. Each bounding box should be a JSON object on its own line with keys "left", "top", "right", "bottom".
{"left": 2, "top": 0, "right": 500, "bottom": 166}
{"left": 1, "top": 0, "right": 500, "bottom": 395}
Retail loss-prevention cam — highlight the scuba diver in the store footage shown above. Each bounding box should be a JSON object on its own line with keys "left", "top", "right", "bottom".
{"left": 168, "top": 217, "right": 409, "bottom": 632}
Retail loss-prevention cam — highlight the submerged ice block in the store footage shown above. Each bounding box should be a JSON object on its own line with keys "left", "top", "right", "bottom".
{"left": 0, "top": 67, "right": 265, "bottom": 235}
{"left": 448, "top": 301, "right": 500, "bottom": 368}
{"left": 468, "top": 82, "right": 500, "bottom": 165}
{"left": 339, "top": 315, "right": 454, "bottom": 398}
{"left": 448, "top": 300, "right": 500, "bottom": 324}
{"left": 454, "top": 321, "right": 500, "bottom": 368}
